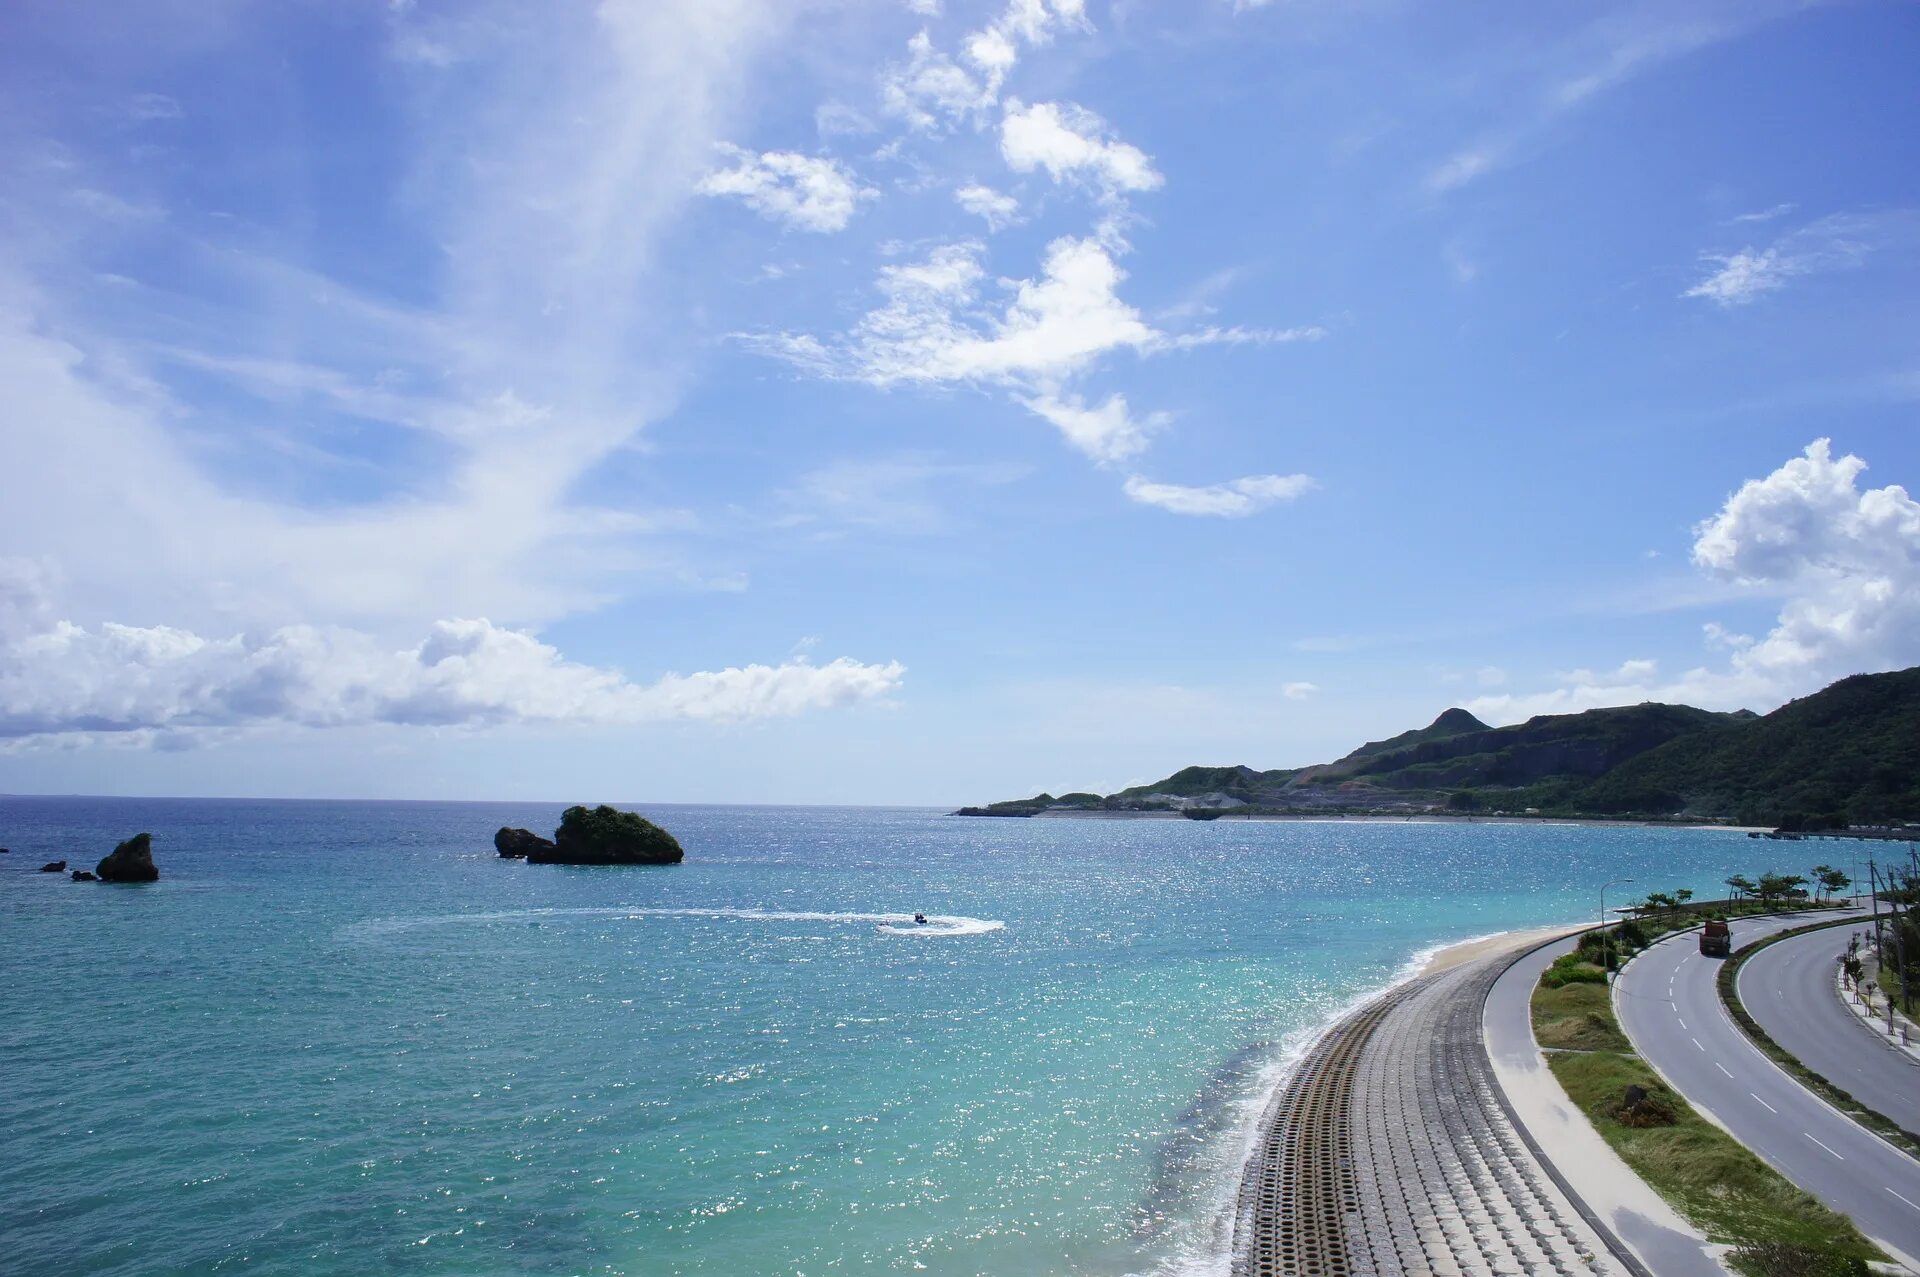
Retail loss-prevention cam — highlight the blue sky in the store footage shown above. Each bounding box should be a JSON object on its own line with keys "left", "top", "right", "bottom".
{"left": 1, "top": 0, "right": 1917, "bottom": 804}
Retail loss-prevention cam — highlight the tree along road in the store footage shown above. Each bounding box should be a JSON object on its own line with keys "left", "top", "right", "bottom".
{"left": 1738, "top": 919, "right": 1920, "bottom": 1137}
{"left": 1613, "top": 907, "right": 1920, "bottom": 1270}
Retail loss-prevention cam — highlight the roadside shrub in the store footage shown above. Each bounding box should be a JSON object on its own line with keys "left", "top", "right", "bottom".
{"left": 1542, "top": 955, "right": 1608, "bottom": 988}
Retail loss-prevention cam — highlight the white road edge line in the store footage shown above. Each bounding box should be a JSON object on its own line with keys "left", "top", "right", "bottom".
{"left": 1752, "top": 1093, "right": 1777, "bottom": 1113}
{"left": 1804, "top": 1132, "right": 1845, "bottom": 1160}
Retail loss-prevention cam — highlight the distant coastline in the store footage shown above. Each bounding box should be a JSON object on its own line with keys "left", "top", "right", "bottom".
{"left": 956, "top": 666, "right": 1920, "bottom": 833}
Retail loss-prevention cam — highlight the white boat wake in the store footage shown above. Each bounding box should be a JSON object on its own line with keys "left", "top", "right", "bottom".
{"left": 351, "top": 905, "right": 1004, "bottom": 939}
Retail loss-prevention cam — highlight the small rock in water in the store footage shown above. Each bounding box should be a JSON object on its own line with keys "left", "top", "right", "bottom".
{"left": 71, "top": 870, "right": 98, "bottom": 882}
{"left": 529, "top": 805, "right": 685, "bottom": 865}
{"left": 96, "top": 833, "right": 160, "bottom": 883}
{"left": 493, "top": 827, "right": 556, "bottom": 859}
{"left": 39, "top": 860, "right": 67, "bottom": 873}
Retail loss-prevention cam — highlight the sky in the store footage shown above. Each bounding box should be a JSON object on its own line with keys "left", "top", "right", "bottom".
{"left": 1, "top": 0, "right": 1917, "bottom": 805}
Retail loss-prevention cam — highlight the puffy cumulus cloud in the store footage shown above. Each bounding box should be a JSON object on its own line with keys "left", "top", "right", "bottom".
{"left": 749, "top": 234, "right": 1316, "bottom": 494}
{"left": 1469, "top": 439, "right": 1920, "bottom": 723}
{"left": 1690, "top": 438, "right": 1920, "bottom": 682}
{"left": 755, "top": 234, "right": 1152, "bottom": 387}
{"left": 697, "top": 146, "right": 875, "bottom": 232}
{"left": 1000, "top": 100, "right": 1162, "bottom": 197}
{"left": 954, "top": 182, "right": 1020, "bottom": 230}
{"left": 1019, "top": 391, "right": 1166, "bottom": 465}
{"left": 0, "top": 578, "right": 904, "bottom": 746}
{"left": 1121, "top": 473, "right": 1315, "bottom": 517}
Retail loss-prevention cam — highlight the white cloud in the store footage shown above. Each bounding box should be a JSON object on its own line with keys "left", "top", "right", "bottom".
{"left": 1682, "top": 247, "right": 1797, "bottom": 307}
{"left": 759, "top": 234, "right": 1153, "bottom": 387}
{"left": 1470, "top": 439, "right": 1920, "bottom": 722}
{"left": 1, "top": 1, "right": 807, "bottom": 639}
{"left": 1426, "top": 147, "right": 1498, "bottom": 194}
{"left": 881, "top": 1, "right": 1089, "bottom": 130}
{"left": 0, "top": 579, "right": 904, "bottom": 745}
{"left": 1683, "top": 210, "right": 1912, "bottom": 307}
{"left": 1020, "top": 391, "right": 1166, "bottom": 465}
{"left": 955, "top": 182, "right": 1020, "bottom": 230}
{"left": 1121, "top": 473, "right": 1315, "bottom": 518}
{"left": 1730, "top": 202, "right": 1795, "bottom": 225}
{"left": 881, "top": 30, "right": 991, "bottom": 131}
{"left": 698, "top": 146, "right": 875, "bottom": 233}
{"left": 1283, "top": 681, "right": 1319, "bottom": 700}
{"left": 1000, "top": 100, "right": 1162, "bottom": 197}
{"left": 757, "top": 234, "right": 1295, "bottom": 395}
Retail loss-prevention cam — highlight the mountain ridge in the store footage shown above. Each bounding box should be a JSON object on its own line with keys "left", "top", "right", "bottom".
{"left": 957, "top": 667, "right": 1920, "bottom": 824}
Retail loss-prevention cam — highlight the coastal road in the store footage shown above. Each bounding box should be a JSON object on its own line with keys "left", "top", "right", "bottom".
{"left": 1485, "top": 935, "right": 1723, "bottom": 1277}
{"left": 1738, "top": 920, "right": 1920, "bottom": 1137}
{"left": 1613, "top": 908, "right": 1920, "bottom": 1269}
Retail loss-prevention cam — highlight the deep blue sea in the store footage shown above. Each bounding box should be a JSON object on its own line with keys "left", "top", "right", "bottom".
{"left": 1, "top": 800, "right": 1767, "bottom": 1276}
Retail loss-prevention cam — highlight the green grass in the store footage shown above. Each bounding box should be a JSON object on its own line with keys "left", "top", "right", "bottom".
{"left": 1531, "top": 975, "right": 1630, "bottom": 1051}
{"left": 1531, "top": 962, "right": 1880, "bottom": 1276}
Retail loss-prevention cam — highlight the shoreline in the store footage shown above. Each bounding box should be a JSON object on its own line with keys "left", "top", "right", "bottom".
{"left": 1012, "top": 809, "right": 1765, "bottom": 832}
{"left": 1190, "top": 920, "right": 1582, "bottom": 1275}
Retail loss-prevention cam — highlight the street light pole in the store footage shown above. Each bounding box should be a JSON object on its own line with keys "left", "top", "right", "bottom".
{"left": 1601, "top": 878, "right": 1635, "bottom": 979}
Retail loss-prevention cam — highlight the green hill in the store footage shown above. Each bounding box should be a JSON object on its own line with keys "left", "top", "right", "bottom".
{"left": 956, "top": 667, "right": 1920, "bottom": 823}
{"left": 1574, "top": 668, "right": 1920, "bottom": 823}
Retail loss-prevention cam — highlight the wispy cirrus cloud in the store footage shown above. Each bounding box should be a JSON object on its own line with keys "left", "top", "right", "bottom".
{"left": 1422, "top": 5, "right": 1808, "bottom": 195}
{"left": 1121, "top": 473, "right": 1315, "bottom": 517}
{"left": 0, "top": 0, "right": 924, "bottom": 751}
{"left": 1682, "top": 210, "right": 1915, "bottom": 307}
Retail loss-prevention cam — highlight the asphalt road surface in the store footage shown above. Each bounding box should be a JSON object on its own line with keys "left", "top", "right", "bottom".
{"left": 1738, "top": 919, "right": 1920, "bottom": 1137}
{"left": 1614, "top": 908, "right": 1920, "bottom": 1268}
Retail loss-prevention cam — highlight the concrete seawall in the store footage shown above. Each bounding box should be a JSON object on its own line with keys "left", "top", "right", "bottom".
{"left": 1232, "top": 952, "right": 1626, "bottom": 1276}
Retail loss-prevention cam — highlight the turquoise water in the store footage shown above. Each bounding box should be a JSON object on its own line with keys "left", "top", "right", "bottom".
{"left": 1, "top": 801, "right": 1764, "bottom": 1275}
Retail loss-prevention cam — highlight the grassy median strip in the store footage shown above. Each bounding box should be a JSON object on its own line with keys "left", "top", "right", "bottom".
{"left": 1717, "top": 916, "right": 1920, "bottom": 1155}
{"left": 1532, "top": 957, "right": 1881, "bottom": 1277}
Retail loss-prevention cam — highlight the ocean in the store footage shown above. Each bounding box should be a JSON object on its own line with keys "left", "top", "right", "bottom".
{"left": 0, "top": 799, "right": 1766, "bottom": 1276}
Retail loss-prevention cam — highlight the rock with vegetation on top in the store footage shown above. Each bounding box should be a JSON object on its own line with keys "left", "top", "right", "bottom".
{"left": 39, "top": 860, "right": 67, "bottom": 873}
{"left": 71, "top": 870, "right": 98, "bottom": 881}
{"left": 528, "top": 805, "right": 684, "bottom": 865}
{"left": 494, "top": 827, "right": 556, "bottom": 859}
{"left": 95, "top": 833, "right": 160, "bottom": 883}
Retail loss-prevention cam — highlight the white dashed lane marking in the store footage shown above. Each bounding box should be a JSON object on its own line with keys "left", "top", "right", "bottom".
{"left": 1752, "top": 1093, "right": 1777, "bottom": 1113}
{"left": 1891, "top": 1188, "right": 1920, "bottom": 1212}
{"left": 1805, "top": 1133, "right": 1845, "bottom": 1160}
{"left": 1692, "top": 1037, "right": 1705, "bottom": 1051}
{"left": 1715, "top": 1062, "right": 1733, "bottom": 1078}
